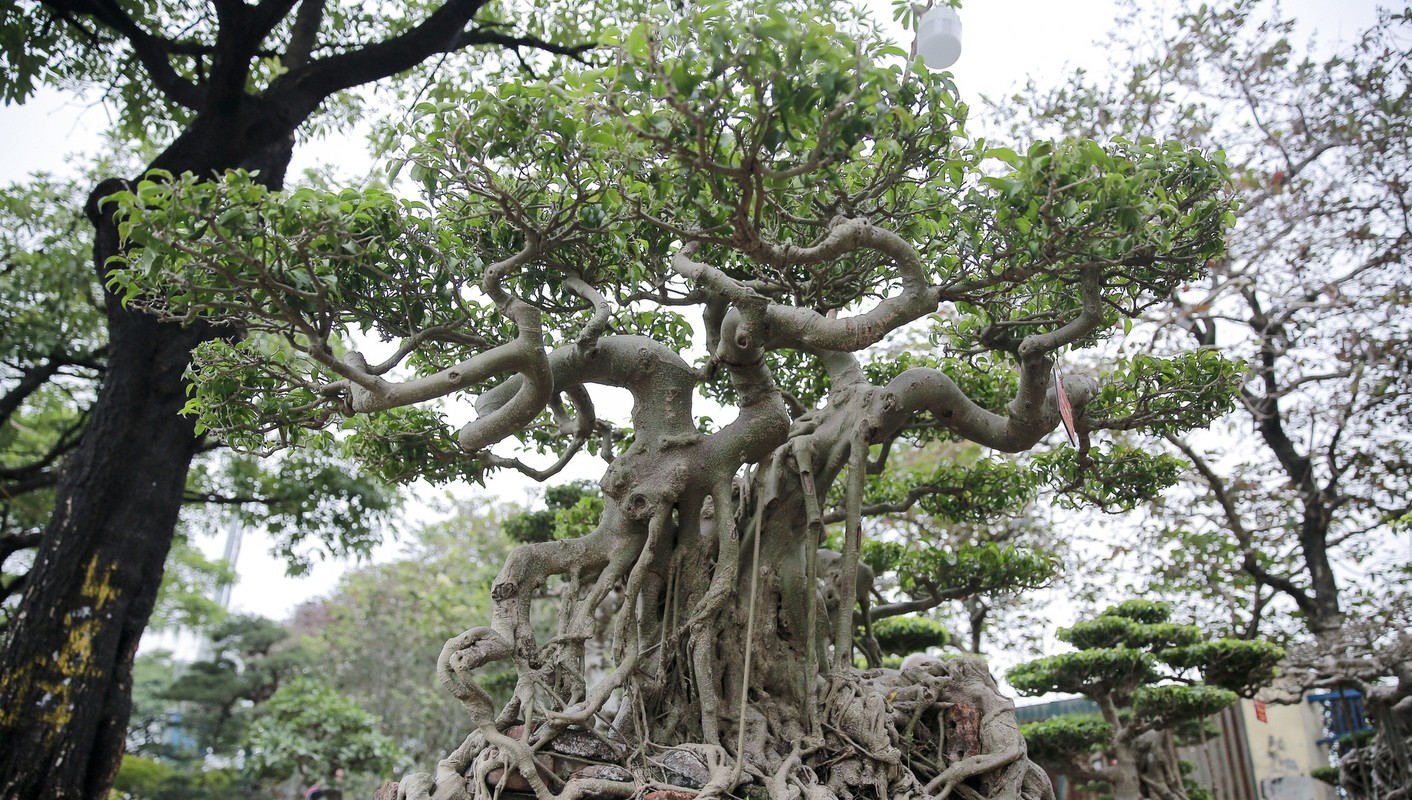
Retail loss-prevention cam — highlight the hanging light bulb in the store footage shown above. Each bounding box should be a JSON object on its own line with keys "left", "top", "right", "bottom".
{"left": 915, "top": 4, "right": 962, "bottom": 69}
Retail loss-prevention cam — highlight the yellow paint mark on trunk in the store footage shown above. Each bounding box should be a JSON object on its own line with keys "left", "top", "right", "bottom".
{"left": 0, "top": 557, "right": 123, "bottom": 739}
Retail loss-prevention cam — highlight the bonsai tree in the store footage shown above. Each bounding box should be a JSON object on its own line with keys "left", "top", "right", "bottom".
{"left": 1008, "top": 600, "right": 1284, "bottom": 800}
{"left": 106, "top": 1, "right": 1237, "bottom": 798}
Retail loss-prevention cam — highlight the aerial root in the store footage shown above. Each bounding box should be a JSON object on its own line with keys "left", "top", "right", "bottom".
{"left": 439, "top": 627, "right": 515, "bottom": 725}
{"left": 759, "top": 745, "right": 804, "bottom": 800}
{"left": 922, "top": 749, "right": 1024, "bottom": 799}
{"left": 674, "top": 744, "right": 737, "bottom": 800}
{"left": 544, "top": 511, "right": 674, "bottom": 729}
{"left": 406, "top": 636, "right": 1049, "bottom": 800}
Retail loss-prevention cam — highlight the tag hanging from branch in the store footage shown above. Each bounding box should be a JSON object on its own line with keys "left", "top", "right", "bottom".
{"left": 1054, "top": 363, "right": 1078, "bottom": 447}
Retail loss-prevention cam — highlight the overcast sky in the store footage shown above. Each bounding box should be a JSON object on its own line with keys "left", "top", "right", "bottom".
{"left": 0, "top": 0, "right": 1385, "bottom": 629}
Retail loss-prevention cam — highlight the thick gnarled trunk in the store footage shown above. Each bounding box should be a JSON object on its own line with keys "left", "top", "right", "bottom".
{"left": 403, "top": 346, "right": 1062, "bottom": 800}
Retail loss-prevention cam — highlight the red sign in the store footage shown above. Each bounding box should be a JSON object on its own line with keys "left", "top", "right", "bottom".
{"left": 1254, "top": 698, "right": 1268, "bottom": 723}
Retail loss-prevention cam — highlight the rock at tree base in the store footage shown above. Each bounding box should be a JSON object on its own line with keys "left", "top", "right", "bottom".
{"left": 659, "top": 751, "right": 710, "bottom": 789}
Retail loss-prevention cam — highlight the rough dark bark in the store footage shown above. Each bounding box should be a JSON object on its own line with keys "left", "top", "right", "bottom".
{"left": 0, "top": 2, "right": 586, "bottom": 794}
{"left": 0, "top": 179, "right": 218, "bottom": 797}
{"left": 0, "top": 161, "right": 251, "bottom": 796}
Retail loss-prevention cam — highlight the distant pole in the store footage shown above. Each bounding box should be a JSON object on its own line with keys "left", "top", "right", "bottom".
{"left": 194, "top": 519, "right": 244, "bottom": 663}
{"left": 215, "top": 517, "right": 242, "bottom": 611}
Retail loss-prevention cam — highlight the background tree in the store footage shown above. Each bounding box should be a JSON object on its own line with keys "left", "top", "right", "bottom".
{"left": 160, "top": 615, "right": 317, "bottom": 755}
{"left": 992, "top": 0, "right": 1411, "bottom": 787}
{"left": 995, "top": 0, "right": 1411, "bottom": 650}
{"left": 107, "top": 1, "right": 1239, "bottom": 799}
{"left": 0, "top": 1, "right": 598, "bottom": 795}
{"left": 125, "top": 650, "right": 188, "bottom": 762}
{"left": 114, "top": 616, "right": 316, "bottom": 800}
{"left": 1008, "top": 600, "right": 1284, "bottom": 800}
{"left": 305, "top": 497, "right": 529, "bottom": 768}
{"left": 242, "top": 676, "right": 404, "bottom": 798}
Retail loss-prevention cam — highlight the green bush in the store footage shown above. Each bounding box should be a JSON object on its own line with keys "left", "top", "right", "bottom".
{"left": 873, "top": 615, "right": 952, "bottom": 655}
{"left": 1019, "top": 715, "right": 1113, "bottom": 762}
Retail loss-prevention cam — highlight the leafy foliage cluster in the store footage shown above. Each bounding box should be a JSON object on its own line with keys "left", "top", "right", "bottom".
{"left": 1019, "top": 715, "right": 1112, "bottom": 765}
{"left": 871, "top": 614, "right": 953, "bottom": 655}
{"left": 502, "top": 480, "right": 603, "bottom": 543}
{"left": 864, "top": 539, "right": 1056, "bottom": 604}
{"left": 122, "top": 614, "right": 403, "bottom": 798}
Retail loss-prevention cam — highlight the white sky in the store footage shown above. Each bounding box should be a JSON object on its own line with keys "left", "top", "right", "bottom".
{"left": 0, "top": 0, "right": 1384, "bottom": 636}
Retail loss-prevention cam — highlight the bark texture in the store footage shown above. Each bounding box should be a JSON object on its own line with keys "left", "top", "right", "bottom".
{"left": 0, "top": 2, "right": 583, "bottom": 794}
{"left": 0, "top": 167, "right": 273, "bottom": 800}
{"left": 385, "top": 316, "right": 1091, "bottom": 800}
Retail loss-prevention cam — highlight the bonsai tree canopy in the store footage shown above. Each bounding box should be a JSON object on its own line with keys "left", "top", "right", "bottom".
{"left": 107, "top": 1, "right": 1237, "bottom": 798}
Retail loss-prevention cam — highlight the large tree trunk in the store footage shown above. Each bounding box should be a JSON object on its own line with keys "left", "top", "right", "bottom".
{"left": 0, "top": 134, "right": 293, "bottom": 796}
{"left": 0, "top": 180, "right": 214, "bottom": 797}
